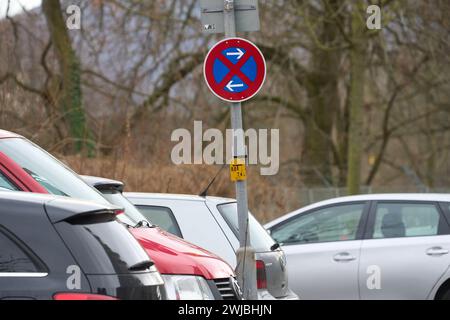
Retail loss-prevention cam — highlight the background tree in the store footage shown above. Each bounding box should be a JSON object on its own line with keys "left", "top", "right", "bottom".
{"left": 0, "top": 0, "right": 449, "bottom": 221}
{"left": 346, "top": 1, "right": 368, "bottom": 194}
{"left": 42, "top": 0, "right": 89, "bottom": 152}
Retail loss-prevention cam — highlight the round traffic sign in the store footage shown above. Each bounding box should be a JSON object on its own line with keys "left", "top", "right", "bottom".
{"left": 203, "top": 37, "right": 266, "bottom": 103}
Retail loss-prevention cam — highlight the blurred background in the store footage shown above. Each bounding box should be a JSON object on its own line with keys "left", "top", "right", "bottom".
{"left": 0, "top": 0, "right": 449, "bottom": 222}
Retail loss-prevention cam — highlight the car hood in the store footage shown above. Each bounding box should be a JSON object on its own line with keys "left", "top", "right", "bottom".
{"left": 130, "top": 227, "right": 235, "bottom": 280}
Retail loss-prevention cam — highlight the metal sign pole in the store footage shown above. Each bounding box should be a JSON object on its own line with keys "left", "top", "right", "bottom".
{"left": 223, "top": 0, "right": 257, "bottom": 300}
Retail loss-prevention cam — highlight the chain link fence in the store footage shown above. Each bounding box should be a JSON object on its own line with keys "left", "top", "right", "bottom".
{"left": 297, "top": 186, "right": 450, "bottom": 206}
{"left": 258, "top": 186, "right": 450, "bottom": 222}
{"left": 292, "top": 186, "right": 450, "bottom": 206}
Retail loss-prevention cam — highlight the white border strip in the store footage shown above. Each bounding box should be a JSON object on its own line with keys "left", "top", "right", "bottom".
{"left": 0, "top": 272, "right": 48, "bottom": 278}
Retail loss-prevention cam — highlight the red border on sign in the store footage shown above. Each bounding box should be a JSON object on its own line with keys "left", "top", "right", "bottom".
{"left": 203, "top": 38, "right": 266, "bottom": 103}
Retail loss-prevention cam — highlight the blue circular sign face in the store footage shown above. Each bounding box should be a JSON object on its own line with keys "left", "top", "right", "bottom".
{"left": 204, "top": 38, "right": 266, "bottom": 103}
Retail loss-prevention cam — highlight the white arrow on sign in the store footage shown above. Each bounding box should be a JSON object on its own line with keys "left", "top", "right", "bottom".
{"left": 226, "top": 80, "right": 244, "bottom": 92}
{"left": 226, "top": 48, "right": 244, "bottom": 60}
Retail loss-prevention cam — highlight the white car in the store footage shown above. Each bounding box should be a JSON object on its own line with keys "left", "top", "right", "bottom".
{"left": 125, "top": 192, "right": 298, "bottom": 300}
{"left": 264, "top": 194, "right": 450, "bottom": 300}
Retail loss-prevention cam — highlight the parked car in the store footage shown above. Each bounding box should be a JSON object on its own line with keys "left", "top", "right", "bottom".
{"left": 0, "top": 130, "right": 241, "bottom": 300}
{"left": 124, "top": 192, "right": 298, "bottom": 300}
{"left": 265, "top": 194, "right": 450, "bottom": 300}
{"left": 0, "top": 191, "right": 165, "bottom": 300}
{"left": 0, "top": 130, "right": 113, "bottom": 202}
{"left": 82, "top": 175, "right": 242, "bottom": 300}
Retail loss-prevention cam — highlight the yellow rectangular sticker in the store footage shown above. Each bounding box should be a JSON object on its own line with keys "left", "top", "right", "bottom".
{"left": 230, "top": 158, "right": 247, "bottom": 181}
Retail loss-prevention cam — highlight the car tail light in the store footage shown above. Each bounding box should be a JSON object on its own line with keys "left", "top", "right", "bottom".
{"left": 53, "top": 293, "right": 118, "bottom": 300}
{"left": 256, "top": 260, "right": 267, "bottom": 289}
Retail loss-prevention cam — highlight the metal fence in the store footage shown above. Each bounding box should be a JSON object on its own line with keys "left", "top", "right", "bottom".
{"left": 252, "top": 185, "right": 450, "bottom": 222}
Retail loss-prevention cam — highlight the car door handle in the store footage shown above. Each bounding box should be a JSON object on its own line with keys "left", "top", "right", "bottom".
{"left": 333, "top": 252, "right": 356, "bottom": 262}
{"left": 426, "top": 247, "right": 449, "bottom": 256}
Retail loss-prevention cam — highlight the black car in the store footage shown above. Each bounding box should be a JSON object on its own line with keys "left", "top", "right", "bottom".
{"left": 0, "top": 191, "right": 166, "bottom": 300}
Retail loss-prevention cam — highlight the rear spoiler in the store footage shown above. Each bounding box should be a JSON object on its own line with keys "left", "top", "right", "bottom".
{"left": 44, "top": 198, "right": 120, "bottom": 223}
{"left": 81, "top": 175, "right": 124, "bottom": 193}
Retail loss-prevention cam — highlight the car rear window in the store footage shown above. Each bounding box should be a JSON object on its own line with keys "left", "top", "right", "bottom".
{"left": 54, "top": 213, "right": 151, "bottom": 275}
{"left": 217, "top": 202, "right": 276, "bottom": 252}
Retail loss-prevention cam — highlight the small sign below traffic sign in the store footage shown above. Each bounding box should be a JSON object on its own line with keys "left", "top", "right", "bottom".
{"left": 203, "top": 37, "right": 266, "bottom": 103}
{"left": 200, "top": 0, "right": 260, "bottom": 34}
{"left": 230, "top": 158, "right": 247, "bottom": 181}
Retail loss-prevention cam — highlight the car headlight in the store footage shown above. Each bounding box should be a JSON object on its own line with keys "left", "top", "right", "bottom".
{"left": 162, "top": 275, "right": 215, "bottom": 300}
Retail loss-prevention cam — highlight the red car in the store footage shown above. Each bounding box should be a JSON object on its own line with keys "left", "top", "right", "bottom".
{"left": 0, "top": 130, "right": 241, "bottom": 300}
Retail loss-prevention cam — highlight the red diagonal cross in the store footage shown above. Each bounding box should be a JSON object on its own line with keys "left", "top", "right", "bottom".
{"left": 216, "top": 51, "right": 254, "bottom": 89}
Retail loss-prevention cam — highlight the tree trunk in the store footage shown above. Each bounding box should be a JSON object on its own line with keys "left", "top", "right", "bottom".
{"left": 346, "top": 3, "right": 367, "bottom": 195}
{"left": 301, "top": 0, "right": 340, "bottom": 187}
{"left": 42, "top": 0, "right": 89, "bottom": 153}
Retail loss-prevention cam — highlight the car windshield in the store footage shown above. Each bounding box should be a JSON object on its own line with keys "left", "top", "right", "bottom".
{"left": 0, "top": 138, "right": 110, "bottom": 205}
{"left": 217, "top": 202, "right": 276, "bottom": 252}
{"left": 100, "top": 190, "right": 151, "bottom": 227}
{"left": 0, "top": 172, "right": 18, "bottom": 191}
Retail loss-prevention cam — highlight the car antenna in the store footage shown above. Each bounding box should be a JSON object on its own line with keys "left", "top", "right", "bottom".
{"left": 199, "top": 163, "right": 226, "bottom": 197}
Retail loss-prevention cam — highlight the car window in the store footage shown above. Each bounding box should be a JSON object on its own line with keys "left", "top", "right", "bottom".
{"left": 100, "top": 190, "right": 150, "bottom": 226}
{"left": 55, "top": 213, "right": 151, "bottom": 275}
{"left": 0, "top": 172, "right": 18, "bottom": 191}
{"left": 372, "top": 202, "right": 444, "bottom": 239}
{"left": 0, "top": 228, "right": 39, "bottom": 273}
{"left": 136, "top": 206, "right": 182, "bottom": 238}
{"left": 0, "top": 138, "right": 110, "bottom": 205}
{"left": 271, "top": 203, "right": 365, "bottom": 245}
{"left": 217, "top": 202, "right": 276, "bottom": 252}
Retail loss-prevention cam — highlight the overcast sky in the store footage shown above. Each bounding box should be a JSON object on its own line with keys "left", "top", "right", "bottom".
{"left": 0, "top": 0, "right": 42, "bottom": 18}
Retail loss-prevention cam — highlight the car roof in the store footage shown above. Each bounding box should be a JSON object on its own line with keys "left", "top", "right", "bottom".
{"left": 264, "top": 193, "right": 450, "bottom": 228}
{"left": 0, "top": 191, "right": 58, "bottom": 205}
{"left": 125, "top": 192, "right": 236, "bottom": 204}
{"left": 205, "top": 196, "right": 236, "bottom": 204}
{"left": 0, "top": 191, "right": 118, "bottom": 223}
{"left": 0, "top": 129, "right": 23, "bottom": 139}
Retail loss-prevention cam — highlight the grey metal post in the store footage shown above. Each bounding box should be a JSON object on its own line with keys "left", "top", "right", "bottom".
{"left": 224, "top": 0, "right": 257, "bottom": 300}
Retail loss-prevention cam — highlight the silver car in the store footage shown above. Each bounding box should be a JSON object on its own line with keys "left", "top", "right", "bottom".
{"left": 125, "top": 193, "right": 298, "bottom": 300}
{"left": 264, "top": 194, "right": 450, "bottom": 300}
